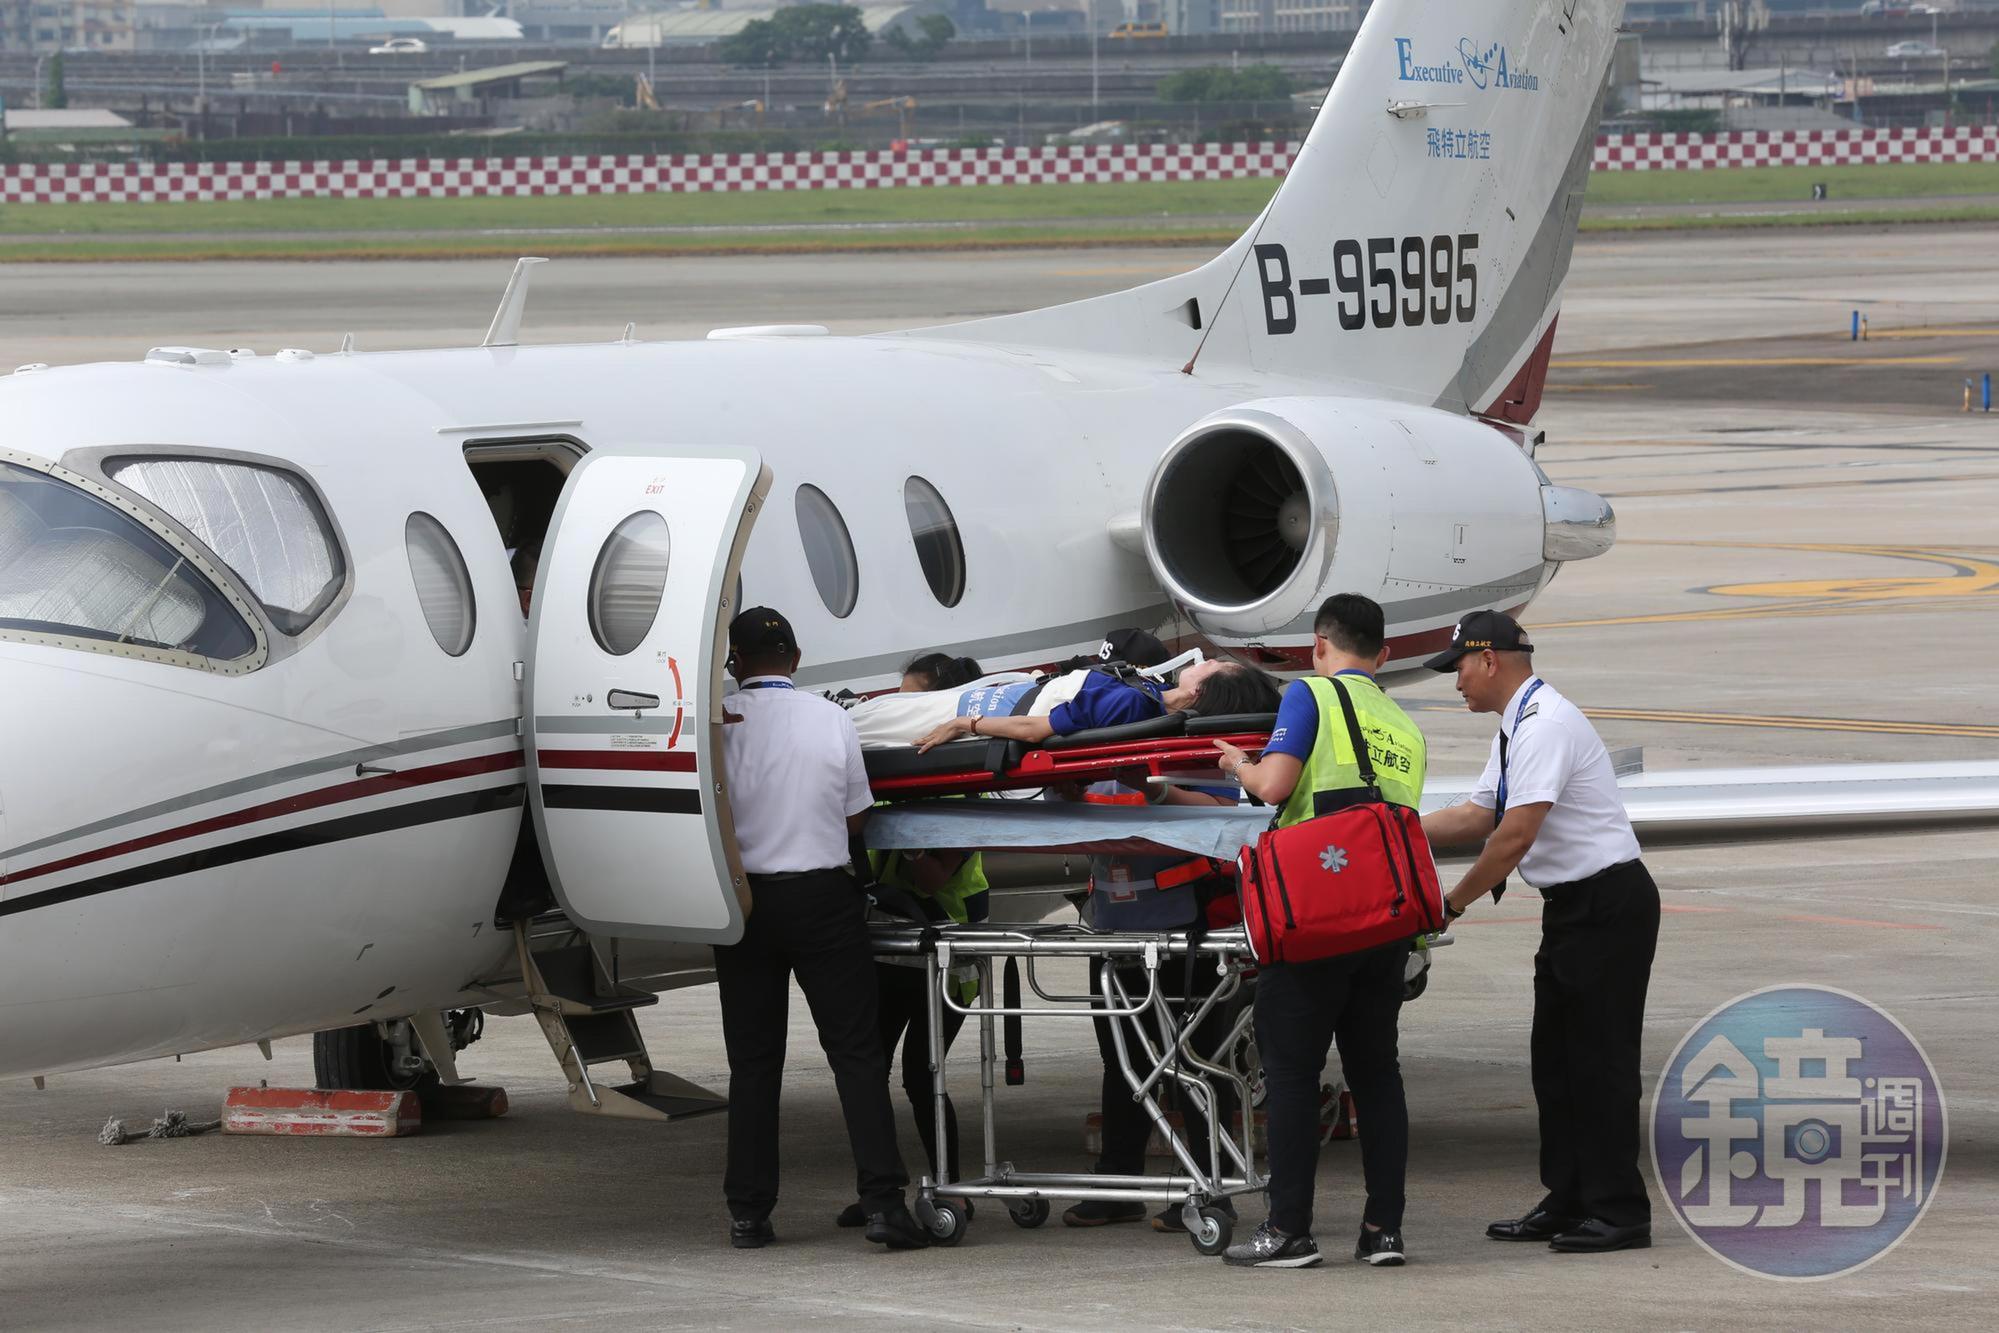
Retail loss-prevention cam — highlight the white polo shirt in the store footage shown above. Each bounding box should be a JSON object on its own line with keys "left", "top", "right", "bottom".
{"left": 721, "top": 675, "right": 874, "bottom": 875}
{"left": 1468, "top": 676, "right": 1641, "bottom": 888}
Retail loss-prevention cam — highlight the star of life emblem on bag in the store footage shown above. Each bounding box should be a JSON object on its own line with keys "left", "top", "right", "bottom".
{"left": 1319, "top": 845, "right": 1348, "bottom": 873}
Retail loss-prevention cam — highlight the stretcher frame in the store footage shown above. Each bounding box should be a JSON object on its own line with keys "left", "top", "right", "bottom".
{"left": 870, "top": 922, "right": 1264, "bottom": 1254}
{"left": 866, "top": 727, "right": 1274, "bottom": 801}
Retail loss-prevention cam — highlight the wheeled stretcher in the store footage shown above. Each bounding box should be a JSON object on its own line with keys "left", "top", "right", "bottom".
{"left": 868, "top": 921, "right": 1263, "bottom": 1254}
{"left": 862, "top": 711, "right": 1279, "bottom": 801}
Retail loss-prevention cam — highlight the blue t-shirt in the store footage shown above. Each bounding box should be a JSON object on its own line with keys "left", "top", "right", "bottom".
{"left": 1263, "top": 670, "right": 1374, "bottom": 762}
{"left": 1048, "top": 672, "right": 1165, "bottom": 735}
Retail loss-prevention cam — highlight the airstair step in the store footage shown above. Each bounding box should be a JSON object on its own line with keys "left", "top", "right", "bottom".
{"left": 606, "top": 1074, "right": 729, "bottom": 1121}
{"left": 530, "top": 942, "right": 658, "bottom": 1014}
{"left": 564, "top": 1012, "right": 648, "bottom": 1066}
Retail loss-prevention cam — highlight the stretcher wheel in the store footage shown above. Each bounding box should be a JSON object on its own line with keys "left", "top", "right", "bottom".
{"left": 1008, "top": 1198, "right": 1050, "bottom": 1229}
{"left": 1189, "top": 1206, "right": 1233, "bottom": 1256}
{"left": 925, "top": 1200, "right": 971, "bottom": 1246}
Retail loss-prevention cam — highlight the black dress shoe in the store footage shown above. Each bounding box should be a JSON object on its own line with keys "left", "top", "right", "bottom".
{"left": 1549, "top": 1218, "right": 1651, "bottom": 1253}
{"left": 864, "top": 1201, "right": 932, "bottom": 1250}
{"left": 836, "top": 1201, "right": 867, "bottom": 1229}
{"left": 1486, "top": 1209, "right": 1581, "bottom": 1242}
{"left": 729, "top": 1217, "right": 775, "bottom": 1249}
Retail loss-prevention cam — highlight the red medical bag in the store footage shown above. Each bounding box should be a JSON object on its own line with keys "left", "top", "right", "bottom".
{"left": 1235, "top": 679, "right": 1445, "bottom": 964}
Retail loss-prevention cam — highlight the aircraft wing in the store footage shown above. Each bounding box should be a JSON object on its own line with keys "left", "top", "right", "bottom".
{"left": 1425, "top": 760, "right": 1999, "bottom": 847}
{"left": 870, "top": 762, "right": 1999, "bottom": 861}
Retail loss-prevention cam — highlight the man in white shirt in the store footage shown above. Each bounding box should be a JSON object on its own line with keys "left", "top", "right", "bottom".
{"left": 714, "top": 607, "right": 929, "bottom": 1253}
{"left": 1419, "top": 611, "right": 1659, "bottom": 1256}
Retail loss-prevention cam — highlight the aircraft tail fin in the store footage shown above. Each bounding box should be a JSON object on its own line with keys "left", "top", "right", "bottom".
{"left": 907, "top": 0, "right": 1623, "bottom": 423}
{"left": 1202, "top": 0, "right": 1621, "bottom": 417}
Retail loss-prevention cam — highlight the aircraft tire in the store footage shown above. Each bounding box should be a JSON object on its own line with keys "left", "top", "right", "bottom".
{"left": 311, "top": 1024, "right": 436, "bottom": 1092}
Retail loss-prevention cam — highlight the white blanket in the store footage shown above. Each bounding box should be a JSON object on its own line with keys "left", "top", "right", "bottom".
{"left": 849, "top": 670, "right": 1091, "bottom": 749}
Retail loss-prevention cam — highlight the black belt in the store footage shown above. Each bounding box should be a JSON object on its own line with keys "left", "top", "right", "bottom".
{"left": 1541, "top": 858, "right": 1642, "bottom": 896}
{"left": 748, "top": 867, "right": 846, "bottom": 883}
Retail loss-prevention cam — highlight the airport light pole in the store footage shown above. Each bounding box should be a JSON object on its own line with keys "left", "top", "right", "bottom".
{"left": 1089, "top": 0, "right": 1099, "bottom": 113}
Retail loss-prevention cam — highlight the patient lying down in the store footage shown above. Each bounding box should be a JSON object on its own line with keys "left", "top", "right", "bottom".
{"left": 847, "top": 658, "right": 1282, "bottom": 752}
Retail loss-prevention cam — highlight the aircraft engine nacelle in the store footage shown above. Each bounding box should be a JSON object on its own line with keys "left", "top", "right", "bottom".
{"left": 1139, "top": 405, "right": 1342, "bottom": 638}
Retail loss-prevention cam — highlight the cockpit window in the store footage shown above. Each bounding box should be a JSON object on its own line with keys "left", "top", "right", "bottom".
{"left": 108, "top": 457, "right": 344, "bottom": 636}
{"left": 0, "top": 461, "right": 258, "bottom": 664}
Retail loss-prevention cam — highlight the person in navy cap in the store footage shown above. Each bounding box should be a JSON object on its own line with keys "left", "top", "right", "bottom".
{"left": 1420, "top": 610, "right": 1658, "bottom": 1254}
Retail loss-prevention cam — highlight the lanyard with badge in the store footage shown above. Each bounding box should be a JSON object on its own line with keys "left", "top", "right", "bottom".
{"left": 1488, "top": 677, "right": 1544, "bottom": 903}
{"left": 741, "top": 680, "right": 794, "bottom": 691}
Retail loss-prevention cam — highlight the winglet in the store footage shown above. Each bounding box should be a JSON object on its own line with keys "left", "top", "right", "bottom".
{"left": 483, "top": 257, "right": 549, "bottom": 349}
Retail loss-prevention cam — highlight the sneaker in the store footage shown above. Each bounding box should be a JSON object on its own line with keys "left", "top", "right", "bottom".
{"left": 1354, "top": 1226, "right": 1406, "bottom": 1267}
{"left": 1063, "top": 1199, "right": 1146, "bottom": 1227}
{"left": 729, "top": 1217, "right": 774, "bottom": 1250}
{"left": 1153, "top": 1197, "right": 1238, "bottom": 1233}
{"left": 1222, "top": 1220, "right": 1322, "bottom": 1268}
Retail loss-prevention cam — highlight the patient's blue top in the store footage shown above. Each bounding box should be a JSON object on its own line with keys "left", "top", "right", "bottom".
{"left": 1048, "top": 673, "right": 1164, "bottom": 735}
{"left": 957, "top": 680, "right": 1037, "bottom": 718}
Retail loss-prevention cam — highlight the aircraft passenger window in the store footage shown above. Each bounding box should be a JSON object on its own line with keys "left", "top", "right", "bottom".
{"left": 0, "top": 461, "right": 257, "bottom": 665}
{"left": 404, "top": 512, "right": 476, "bottom": 657}
{"left": 109, "top": 457, "right": 344, "bottom": 636}
{"left": 902, "top": 476, "right": 966, "bottom": 608}
{"left": 588, "top": 511, "right": 671, "bottom": 656}
{"left": 795, "top": 483, "right": 858, "bottom": 619}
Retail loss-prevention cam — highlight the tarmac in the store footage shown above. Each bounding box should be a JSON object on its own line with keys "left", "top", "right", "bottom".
{"left": 2, "top": 227, "right": 1996, "bottom": 1330}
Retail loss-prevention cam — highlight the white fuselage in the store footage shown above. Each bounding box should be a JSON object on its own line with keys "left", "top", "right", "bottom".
{"left": 0, "top": 326, "right": 1553, "bottom": 1081}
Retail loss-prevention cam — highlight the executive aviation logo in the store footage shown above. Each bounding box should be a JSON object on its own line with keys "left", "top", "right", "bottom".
{"left": 1651, "top": 985, "right": 1947, "bottom": 1280}
{"left": 1393, "top": 37, "right": 1542, "bottom": 92}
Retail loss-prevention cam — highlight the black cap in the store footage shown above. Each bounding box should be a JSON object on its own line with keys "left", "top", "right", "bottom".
{"left": 1424, "top": 610, "right": 1533, "bottom": 672}
{"left": 1099, "top": 627, "right": 1171, "bottom": 669}
{"left": 728, "top": 605, "right": 797, "bottom": 660}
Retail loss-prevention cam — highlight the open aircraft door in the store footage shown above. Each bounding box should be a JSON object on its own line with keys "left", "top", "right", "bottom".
{"left": 526, "top": 448, "right": 769, "bottom": 943}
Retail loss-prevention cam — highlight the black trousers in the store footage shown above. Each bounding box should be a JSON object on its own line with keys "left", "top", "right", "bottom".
{"left": 1254, "top": 940, "right": 1410, "bottom": 1235}
{"left": 874, "top": 962, "right": 968, "bottom": 1182}
{"left": 1090, "top": 952, "right": 1237, "bottom": 1177}
{"left": 712, "top": 870, "right": 909, "bottom": 1221}
{"left": 1532, "top": 858, "right": 1661, "bottom": 1228}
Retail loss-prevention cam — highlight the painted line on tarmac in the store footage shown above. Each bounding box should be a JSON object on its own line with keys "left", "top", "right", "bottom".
{"left": 1863, "top": 327, "right": 1999, "bottom": 339}
{"left": 1534, "top": 591, "right": 1999, "bottom": 631}
{"left": 1575, "top": 708, "right": 1999, "bottom": 740}
{"left": 1549, "top": 354, "right": 1963, "bottom": 368}
{"left": 1778, "top": 913, "right": 1943, "bottom": 931}
{"left": 1606, "top": 471, "right": 1996, "bottom": 499}
{"left": 1537, "top": 541, "right": 1999, "bottom": 630}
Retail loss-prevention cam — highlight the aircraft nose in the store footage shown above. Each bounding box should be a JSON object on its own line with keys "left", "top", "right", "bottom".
{"left": 1541, "top": 484, "right": 1616, "bottom": 562}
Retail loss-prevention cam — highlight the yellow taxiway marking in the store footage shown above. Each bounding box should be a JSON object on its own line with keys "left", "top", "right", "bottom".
{"left": 1577, "top": 707, "right": 1999, "bottom": 740}
{"left": 1548, "top": 355, "right": 1963, "bottom": 369}
{"left": 1862, "top": 327, "right": 1999, "bottom": 340}
{"left": 1704, "top": 542, "right": 1999, "bottom": 603}
{"left": 1534, "top": 542, "right": 1999, "bottom": 630}
{"left": 1608, "top": 472, "right": 1999, "bottom": 500}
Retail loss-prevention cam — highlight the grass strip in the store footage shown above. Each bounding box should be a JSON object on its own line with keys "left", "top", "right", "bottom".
{"left": 1, "top": 162, "right": 1992, "bottom": 240}
{"left": 3, "top": 205, "right": 1997, "bottom": 263}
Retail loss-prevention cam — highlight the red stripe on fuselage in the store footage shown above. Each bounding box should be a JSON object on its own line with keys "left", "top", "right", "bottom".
{"left": 0, "top": 750, "right": 523, "bottom": 889}
{"left": 535, "top": 749, "right": 698, "bottom": 773}
{"left": 1253, "top": 611, "right": 1526, "bottom": 669}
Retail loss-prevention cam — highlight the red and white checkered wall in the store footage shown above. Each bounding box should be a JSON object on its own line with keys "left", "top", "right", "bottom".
{"left": 1, "top": 129, "right": 1993, "bottom": 204}
{"left": 1593, "top": 126, "right": 1999, "bottom": 170}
